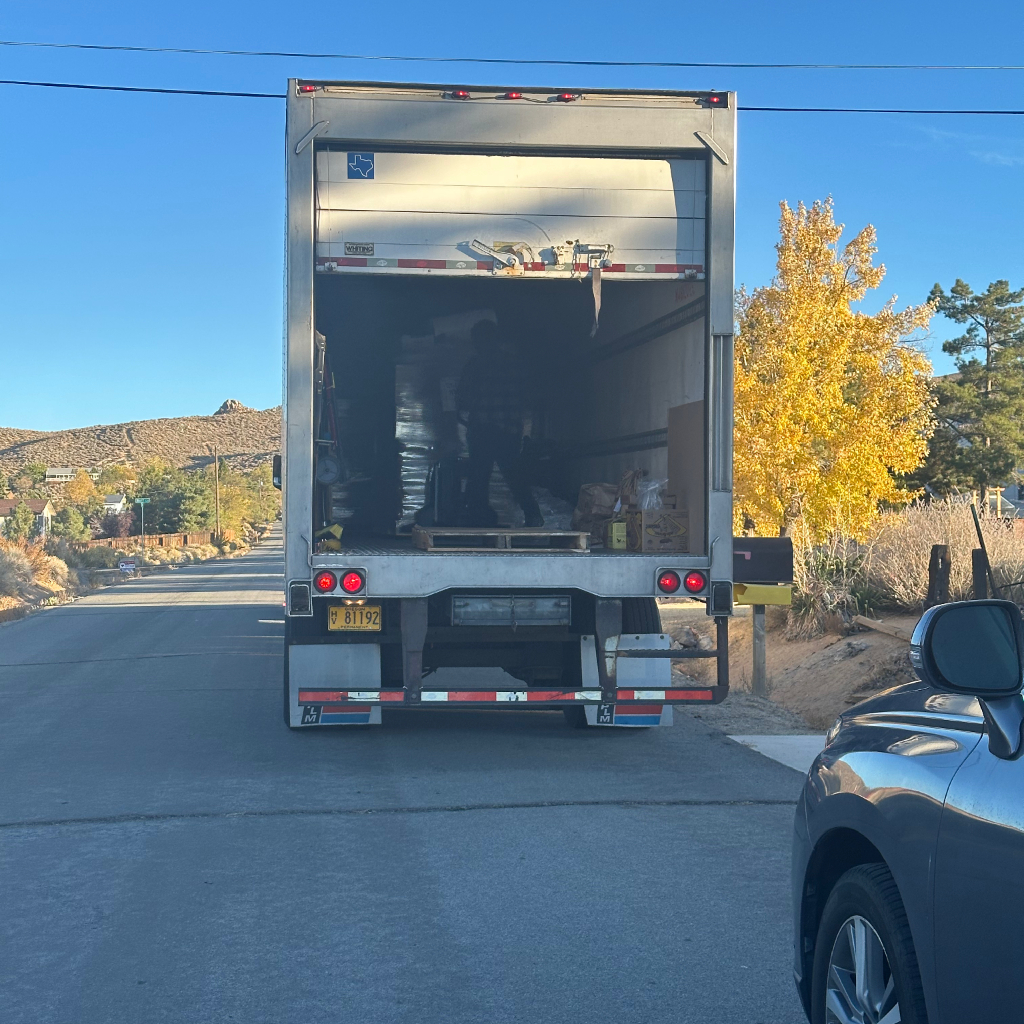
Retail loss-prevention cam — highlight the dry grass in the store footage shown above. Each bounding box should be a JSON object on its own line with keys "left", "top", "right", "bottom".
{"left": 785, "top": 502, "right": 1024, "bottom": 636}
{"left": 0, "top": 545, "right": 32, "bottom": 597}
{"left": 0, "top": 538, "right": 71, "bottom": 597}
{"left": 866, "top": 502, "right": 1024, "bottom": 608}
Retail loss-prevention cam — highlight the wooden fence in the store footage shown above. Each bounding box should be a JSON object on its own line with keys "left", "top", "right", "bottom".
{"left": 73, "top": 532, "right": 217, "bottom": 550}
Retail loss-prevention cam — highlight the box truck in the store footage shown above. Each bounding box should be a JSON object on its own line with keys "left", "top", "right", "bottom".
{"left": 281, "top": 79, "right": 736, "bottom": 728}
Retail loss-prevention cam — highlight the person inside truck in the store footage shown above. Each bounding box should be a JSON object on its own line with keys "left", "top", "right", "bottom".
{"left": 457, "top": 319, "right": 544, "bottom": 528}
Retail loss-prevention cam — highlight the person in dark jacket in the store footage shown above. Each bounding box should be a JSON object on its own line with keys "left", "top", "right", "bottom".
{"left": 458, "top": 320, "right": 543, "bottom": 527}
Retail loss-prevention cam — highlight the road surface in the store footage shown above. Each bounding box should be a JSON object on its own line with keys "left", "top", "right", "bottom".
{"left": 1, "top": 532, "right": 808, "bottom": 1023}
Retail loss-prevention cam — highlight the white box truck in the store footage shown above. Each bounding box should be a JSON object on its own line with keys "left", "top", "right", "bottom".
{"left": 280, "top": 79, "right": 736, "bottom": 728}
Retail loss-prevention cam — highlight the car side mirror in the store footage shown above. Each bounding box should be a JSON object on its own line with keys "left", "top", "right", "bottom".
{"left": 911, "top": 600, "right": 1024, "bottom": 759}
{"left": 272, "top": 454, "right": 282, "bottom": 490}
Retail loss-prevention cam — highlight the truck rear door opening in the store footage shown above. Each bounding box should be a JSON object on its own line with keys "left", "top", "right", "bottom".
{"left": 283, "top": 82, "right": 736, "bottom": 728}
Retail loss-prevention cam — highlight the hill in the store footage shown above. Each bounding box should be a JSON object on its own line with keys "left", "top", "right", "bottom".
{"left": 0, "top": 402, "right": 281, "bottom": 475}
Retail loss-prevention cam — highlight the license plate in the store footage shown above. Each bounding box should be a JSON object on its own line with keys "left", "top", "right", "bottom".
{"left": 328, "top": 605, "right": 381, "bottom": 631}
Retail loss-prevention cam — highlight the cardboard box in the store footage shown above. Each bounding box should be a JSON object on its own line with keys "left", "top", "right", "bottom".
{"left": 625, "top": 508, "right": 689, "bottom": 553}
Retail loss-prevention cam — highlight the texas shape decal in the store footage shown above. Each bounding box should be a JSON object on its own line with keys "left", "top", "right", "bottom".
{"left": 347, "top": 153, "right": 375, "bottom": 179}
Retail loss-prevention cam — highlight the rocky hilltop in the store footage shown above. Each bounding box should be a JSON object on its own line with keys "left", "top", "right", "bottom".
{"left": 0, "top": 402, "right": 281, "bottom": 474}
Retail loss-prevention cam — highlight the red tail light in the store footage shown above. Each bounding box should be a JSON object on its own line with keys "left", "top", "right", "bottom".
{"left": 683, "top": 571, "right": 708, "bottom": 595}
{"left": 298, "top": 84, "right": 317, "bottom": 94}
{"left": 657, "top": 571, "right": 681, "bottom": 594}
{"left": 341, "top": 570, "right": 365, "bottom": 594}
{"left": 555, "top": 92, "right": 578, "bottom": 102}
{"left": 451, "top": 89, "right": 471, "bottom": 100}
{"left": 503, "top": 91, "right": 523, "bottom": 100}
{"left": 314, "top": 570, "right": 336, "bottom": 592}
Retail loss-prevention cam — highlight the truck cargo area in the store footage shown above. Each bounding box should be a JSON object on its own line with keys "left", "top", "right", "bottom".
{"left": 312, "top": 273, "right": 708, "bottom": 553}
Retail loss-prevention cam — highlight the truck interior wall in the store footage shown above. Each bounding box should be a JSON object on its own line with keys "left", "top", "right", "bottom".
{"left": 555, "top": 279, "right": 707, "bottom": 541}
{"left": 313, "top": 274, "right": 706, "bottom": 548}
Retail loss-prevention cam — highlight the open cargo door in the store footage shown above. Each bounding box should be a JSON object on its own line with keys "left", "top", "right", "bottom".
{"left": 315, "top": 150, "right": 706, "bottom": 279}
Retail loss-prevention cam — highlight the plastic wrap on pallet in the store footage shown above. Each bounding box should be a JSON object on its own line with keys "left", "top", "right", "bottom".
{"left": 396, "top": 361, "right": 441, "bottom": 532}
{"left": 328, "top": 397, "right": 373, "bottom": 528}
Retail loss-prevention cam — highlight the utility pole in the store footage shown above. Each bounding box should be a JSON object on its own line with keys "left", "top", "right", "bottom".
{"left": 214, "top": 444, "right": 221, "bottom": 540}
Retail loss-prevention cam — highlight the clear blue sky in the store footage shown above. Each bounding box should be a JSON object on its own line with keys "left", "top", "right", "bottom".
{"left": 2, "top": 1, "right": 1023, "bottom": 430}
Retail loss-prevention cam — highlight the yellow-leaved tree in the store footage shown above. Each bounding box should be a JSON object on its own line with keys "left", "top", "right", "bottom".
{"left": 734, "top": 199, "right": 934, "bottom": 540}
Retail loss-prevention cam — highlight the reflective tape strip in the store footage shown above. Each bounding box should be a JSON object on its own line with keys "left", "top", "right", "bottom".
{"left": 617, "top": 689, "right": 714, "bottom": 701}
{"left": 298, "top": 690, "right": 404, "bottom": 703}
{"left": 316, "top": 257, "right": 704, "bottom": 276}
{"left": 420, "top": 690, "right": 603, "bottom": 702}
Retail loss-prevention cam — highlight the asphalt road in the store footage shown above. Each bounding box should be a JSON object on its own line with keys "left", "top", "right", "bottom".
{"left": 1, "top": 532, "right": 809, "bottom": 1024}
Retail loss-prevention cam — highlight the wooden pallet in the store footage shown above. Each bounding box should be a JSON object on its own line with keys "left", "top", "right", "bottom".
{"left": 412, "top": 525, "right": 590, "bottom": 552}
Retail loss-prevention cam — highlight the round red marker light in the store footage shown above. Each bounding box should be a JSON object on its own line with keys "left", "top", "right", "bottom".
{"left": 451, "top": 89, "right": 471, "bottom": 100}
{"left": 503, "top": 91, "right": 523, "bottom": 100}
{"left": 341, "top": 570, "right": 365, "bottom": 594}
{"left": 298, "top": 84, "right": 317, "bottom": 93}
{"left": 556, "top": 91, "right": 578, "bottom": 102}
{"left": 657, "top": 571, "right": 681, "bottom": 594}
{"left": 683, "top": 570, "right": 707, "bottom": 595}
{"left": 314, "top": 570, "right": 336, "bottom": 592}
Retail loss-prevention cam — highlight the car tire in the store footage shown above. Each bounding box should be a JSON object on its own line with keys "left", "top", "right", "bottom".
{"left": 811, "top": 862, "right": 928, "bottom": 1024}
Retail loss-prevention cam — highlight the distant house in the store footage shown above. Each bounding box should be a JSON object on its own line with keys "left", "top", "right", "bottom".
{"left": 44, "top": 467, "right": 77, "bottom": 483}
{"left": 0, "top": 498, "right": 55, "bottom": 537}
{"left": 103, "top": 494, "right": 127, "bottom": 514}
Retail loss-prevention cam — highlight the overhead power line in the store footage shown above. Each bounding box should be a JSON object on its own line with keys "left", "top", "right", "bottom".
{"left": 0, "top": 78, "right": 282, "bottom": 98}
{"left": 2, "top": 38, "right": 1024, "bottom": 71}
{"left": 3, "top": 78, "right": 1024, "bottom": 115}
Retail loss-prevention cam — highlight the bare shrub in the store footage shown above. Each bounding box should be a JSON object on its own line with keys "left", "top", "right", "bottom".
{"left": 865, "top": 502, "right": 1024, "bottom": 609}
{"left": 0, "top": 544, "right": 32, "bottom": 597}
{"left": 788, "top": 531, "right": 882, "bottom": 638}
{"left": 0, "top": 539, "right": 71, "bottom": 595}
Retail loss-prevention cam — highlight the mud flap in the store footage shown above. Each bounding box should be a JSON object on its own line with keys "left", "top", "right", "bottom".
{"left": 579, "top": 634, "right": 674, "bottom": 727}
{"left": 288, "top": 643, "right": 383, "bottom": 727}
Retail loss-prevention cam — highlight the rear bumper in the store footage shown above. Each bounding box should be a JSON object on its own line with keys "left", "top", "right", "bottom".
{"left": 284, "top": 636, "right": 724, "bottom": 728}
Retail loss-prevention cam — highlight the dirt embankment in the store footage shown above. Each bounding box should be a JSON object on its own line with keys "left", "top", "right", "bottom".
{"left": 659, "top": 599, "right": 918, "bottom": 731}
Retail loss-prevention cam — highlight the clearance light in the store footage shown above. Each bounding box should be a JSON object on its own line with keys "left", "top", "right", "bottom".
{"left": 503, "top": 91, "right": 523, "bottom": 100}
{"left": 341, "top": 570, "right": 366, "bottom": 594}
{"left": 683, "top": 571, "right": 708, "bottom": 595}
{"left": 298, "top": 84, "right": 317, "bottom": 93}
{"left": 451, "top": 89, "right": 471, "bottom": 100}
{"left": 657, "top": 571, "right": 681, "bottom": 594}
{"left": 314, "top": 570, "right": 336, "bottom": 592}
{"left": 555, "top": 92, "right": 578, "bottom": 102}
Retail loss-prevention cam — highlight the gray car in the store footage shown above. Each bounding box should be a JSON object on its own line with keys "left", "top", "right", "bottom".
{"left": 792, "top": 599, "right": 1024, "bottom": 1024}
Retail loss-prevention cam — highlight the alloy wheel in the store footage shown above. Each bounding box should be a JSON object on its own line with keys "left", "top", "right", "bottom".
{"left": 825, "top": 914, "right": 901, "bottom": 1024}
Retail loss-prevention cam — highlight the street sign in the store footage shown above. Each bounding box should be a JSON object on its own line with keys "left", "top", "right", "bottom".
{"left": 135, "top": 497, "right": 150, "bottom": 505}
{"left": 118, "top": 559, "right": 137, "bottom": 574}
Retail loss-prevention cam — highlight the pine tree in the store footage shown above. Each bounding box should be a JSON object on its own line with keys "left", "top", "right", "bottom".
{"left": 922, "top": 280, "right": 1024, "bottom": 504}
{"left": 3, "top": 502, "right": 38, "bottom": 541}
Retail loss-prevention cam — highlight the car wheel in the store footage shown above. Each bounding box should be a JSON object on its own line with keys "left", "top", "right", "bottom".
{"left": 811, "top": 863, "right": 928, "bottom": 1024}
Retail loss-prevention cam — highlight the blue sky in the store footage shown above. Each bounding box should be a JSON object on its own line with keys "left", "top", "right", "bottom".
{"left": 2, "top": 1, "right": 1023, "bottom": 430}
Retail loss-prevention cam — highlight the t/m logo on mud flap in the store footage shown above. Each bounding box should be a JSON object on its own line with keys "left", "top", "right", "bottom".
{"left": 301, "top": 706, "right": 322, "bottom": 725}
